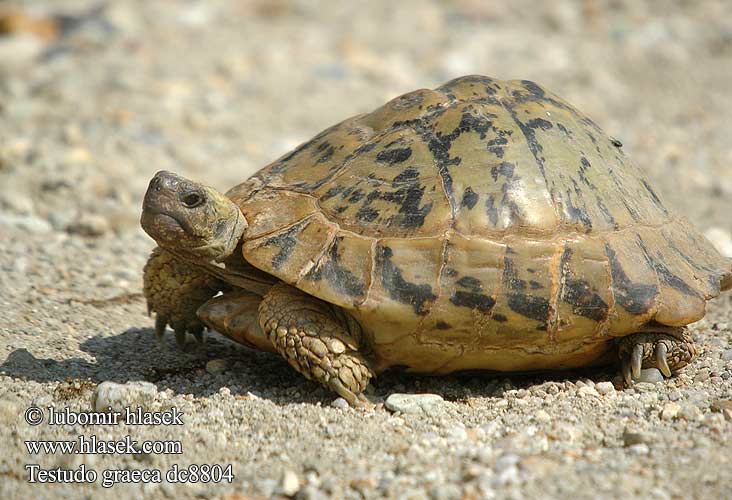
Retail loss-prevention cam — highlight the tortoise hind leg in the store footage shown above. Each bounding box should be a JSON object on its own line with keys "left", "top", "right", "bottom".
{"left": 258, "top": 283, "right": 375, "bottom": 408}
{"left": 617, "top": 326, "right": 697, "bottom": 385}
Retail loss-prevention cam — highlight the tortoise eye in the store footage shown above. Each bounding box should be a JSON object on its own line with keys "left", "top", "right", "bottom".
{"left": 181, "top": 192, "right": 205, "bottom": 208}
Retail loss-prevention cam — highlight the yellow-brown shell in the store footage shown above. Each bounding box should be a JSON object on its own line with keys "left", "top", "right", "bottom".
{"left": 227, "top": 75, "right": 732, "bottom": 374}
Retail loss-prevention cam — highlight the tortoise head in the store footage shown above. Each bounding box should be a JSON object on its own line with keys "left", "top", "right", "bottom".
{"left": 141, "top": 171, "right": 247, "bottom": 261}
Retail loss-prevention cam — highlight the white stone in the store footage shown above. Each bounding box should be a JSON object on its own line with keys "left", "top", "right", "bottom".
{"left": 279, "top": 469, "right": 300, "bottom": 497}
{"left": 384, "top": 393, "right": 444, "bottom": 416}
{"left": 595, "top": 381, "right": 616, "bottom": 395}
{"left": 578, "top": 386, "right": 600, "bottom": 397}
{"left": 92, "top": 381, "right": 158, "bottom": 414}
{"left": 660, "top": 402, "right": 681, "bottom": 420}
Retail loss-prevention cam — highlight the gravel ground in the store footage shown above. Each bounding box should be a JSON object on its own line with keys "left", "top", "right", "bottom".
{"left": 1, "top": 1, "right": 732, "bottom": 499}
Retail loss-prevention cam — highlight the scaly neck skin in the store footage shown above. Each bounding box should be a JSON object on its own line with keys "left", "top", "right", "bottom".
{"left": 164, "top": 243, "right": 277, "bottom": 298}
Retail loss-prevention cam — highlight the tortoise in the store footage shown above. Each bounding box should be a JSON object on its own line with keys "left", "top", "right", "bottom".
{"left": 140, "top": 75, "right": 732, "bottom": 406}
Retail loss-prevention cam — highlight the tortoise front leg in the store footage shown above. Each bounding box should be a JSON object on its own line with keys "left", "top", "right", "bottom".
{"left": 143, "top": 247, "right": 223, "bottom": 348}
{"left": 258, "top": 283, "right": 374, "bottom": 407}
{"left": 617, "top": 326, "right": 697, "bottom": 385}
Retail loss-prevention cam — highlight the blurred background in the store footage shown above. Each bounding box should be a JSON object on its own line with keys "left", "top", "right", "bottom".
{"left": 2, "top": 3, "right": 732, "bottom": 498}
{"left": 1, "top": 0, "right": 732, "bottom": 247}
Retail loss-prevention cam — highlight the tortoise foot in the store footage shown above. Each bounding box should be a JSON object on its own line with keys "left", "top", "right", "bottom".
{"left": 143, "top": 247, "right": 221, "bottom": 349}
{"left": 259, "top": 283, "right": 375, "bottom": 408}
{"left": 617, "top": 327, "right": 697, "bottom": 385}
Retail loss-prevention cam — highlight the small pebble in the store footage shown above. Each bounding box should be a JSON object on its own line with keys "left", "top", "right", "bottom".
{"left": 623, "top": 429, "right": 657, "bottom": 446}
{"left": 661, "top": 402, "right": 681, "bottom": 420}
{"left": 710, "top": 399, "right": 732, "bottom": 413}
{"left": 279, "top": 469, "right": 300, "bottom": 497}
{"left": 628, "top": 443, "right": 650, "bottom": 455}
{"left": 679, "top": 405, "right": 703, "bottom": 421}
{"left": 634, "top": 368, "right": 664, "bottom": 384}
{"left": 577, "top": 386, "right": 599, "bottom": 398}
{"left": 67, "top": 213, "right": 110, "bottom": 236}
{"left": 595, "top": 381, "right": 615, "bottom": 395}
{"left": 205, "top": 359, "right": 228, "bottom": 374}
{"left": 384, "top": 393, "right": 445, "bottom": 416}
{"left": 92, "top": 381, "right": 158, "bottom": 414}
{"left": 534, "top": 409, "right": 551, "bottom": 423}
{"left": 331, "top": 397, "right": 349, "bottom": 410}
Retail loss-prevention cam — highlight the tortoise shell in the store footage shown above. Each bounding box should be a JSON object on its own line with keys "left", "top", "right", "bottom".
{"left": 226, "top": 75, "right": 732, "bottom": 374}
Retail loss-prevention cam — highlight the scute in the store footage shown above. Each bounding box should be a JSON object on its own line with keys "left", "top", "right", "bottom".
{"left": 230, "top": 75, "right": 732, "bottom": 372}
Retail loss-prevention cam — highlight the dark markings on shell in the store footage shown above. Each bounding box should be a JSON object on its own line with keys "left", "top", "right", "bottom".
{"left": 305, "top": 236, "right": 365, "bottom": 298}
{"left": 504, "top": 106, "right": 556, "bottom": 211}
{"left": 259, "top": 218, "right": 312, "bottom": 270}
{"left": 529, "top": 280, "right": 543, "bottom": 290}
{"left": 376, "top": 245, "right": 436, "bottom": 315}
{"left": 558, "top": 247, "right": 609, "bottom": 322}
{"left": 605, "top": 243, "right": 658, "bottom": 315}
{"left": 313, "top": 142, "right": 335, "bottom": 164}
{"left": 606, "top": 166, "right": 641, "bottom": 222}
{"left": 662, "top": 233, "right": 720, "bottom": 293}
{"left": 450, "top": 291, "right": 496, "bottom": 313}
{"left": 376, "top": 147, "right": 412, "bottom": 165}
{"left": 356, "top": 206, "right": 379, "bottom": 222}
{"left": 348, "top": 189, "right": 365, "bottom": 203}
{"left": 563, "top": 183, "right": 593, "bottom": 229}
{"left": 461, "top": 187, "right": 478, "bottom": 210}
{"left": 439, "top": 75, "right": 500, "bottom": 96}
{"left": 456, "top": 276, "right": 482, "bottom": 290}
{"left": 435, "top": 320, "right": 452, "bottom": 330}
{"left": 519, "top": 80, "right": 545, "bottom": 98}
{"left": 392, "top": 92, "right": 424, "bottom": 109}
{"left": 610, "top": 137, "right": 623, "bottom": 148}
{"left": 320, "top": 186, "right": 343, "bottom": 201}
{"left": 578, "top": 157, "right": 593, "bottom": 187}
{"left": 493, "top": 313, "right": 508, "bottom": 322}
{"left": 526, "top": 117, "right": 553, "bottom": 131}
{"left": 387, "top": 168, "right": 433, "bottom": 229}
{"left": 640, "top": 179, "right": 669, "bottom": 215}
{"left": 414, "top": 107, "right": 501, "bottom": 220}
{"left": 348, "top": 167, "right": 434, "bottom": 228}
{"left": 271, "top": 124, "right": 339, "bottom": 172}
{"left": 596, "top": 197, "right": 617, "bottom": 227}
{"left": 512, "top": 80, "right": 603, "bottom": 136}
{"left": 502, "top": 248, "right": 551, "bottom": 327}
{"left": 490, "top": 161, "right": 515, "bottom": 182}
{"left": 485, "top": 195, "right": 498, "bottom": 225}
{"left": 557, "top": 123, "right": 572, "bottom": 137}
{"left": 635, "top": 235, "right": 700, "bottom": 299}
{"left": 450, "top": 275, "right": 495, "bottom": 312}
{"left": 486, "top": 134, "right": 508, "bottom": 158}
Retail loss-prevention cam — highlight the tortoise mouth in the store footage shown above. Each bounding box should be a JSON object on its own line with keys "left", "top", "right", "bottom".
{"left": 140, "top": 209, "right": 198, "bottom": 243}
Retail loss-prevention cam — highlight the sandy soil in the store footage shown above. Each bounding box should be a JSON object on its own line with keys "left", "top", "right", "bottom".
{"left": 1, "top": 1, "right": 732, "bottom": 499}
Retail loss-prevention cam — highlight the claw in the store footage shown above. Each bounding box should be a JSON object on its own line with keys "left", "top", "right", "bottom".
{"left": 656, "top": 343, "right": 672, "bottom": 377}
{"left": 631, "top": 344, "right": 643, "bottom": 379}
{"left": 192, "top": 329, "right": 204, "bottom": 344}
{"left": 174, "top": 328, "right": 187, "bottom": 349}
{"left": 622, "top": 358, "right": 632, "bottom": 386}
{"left": 155, "top": 315, "right": 167, "bottom": 340}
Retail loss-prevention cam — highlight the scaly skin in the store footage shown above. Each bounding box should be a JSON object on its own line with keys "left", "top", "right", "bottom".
{"left": 258, "top": 282, "right": 374, "bottom": 407}
{"left": 617, "top": 327, "right": 697, "bottom": 384}
{"left": 143, "top": 247, "right": 223, "bottom": 347}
